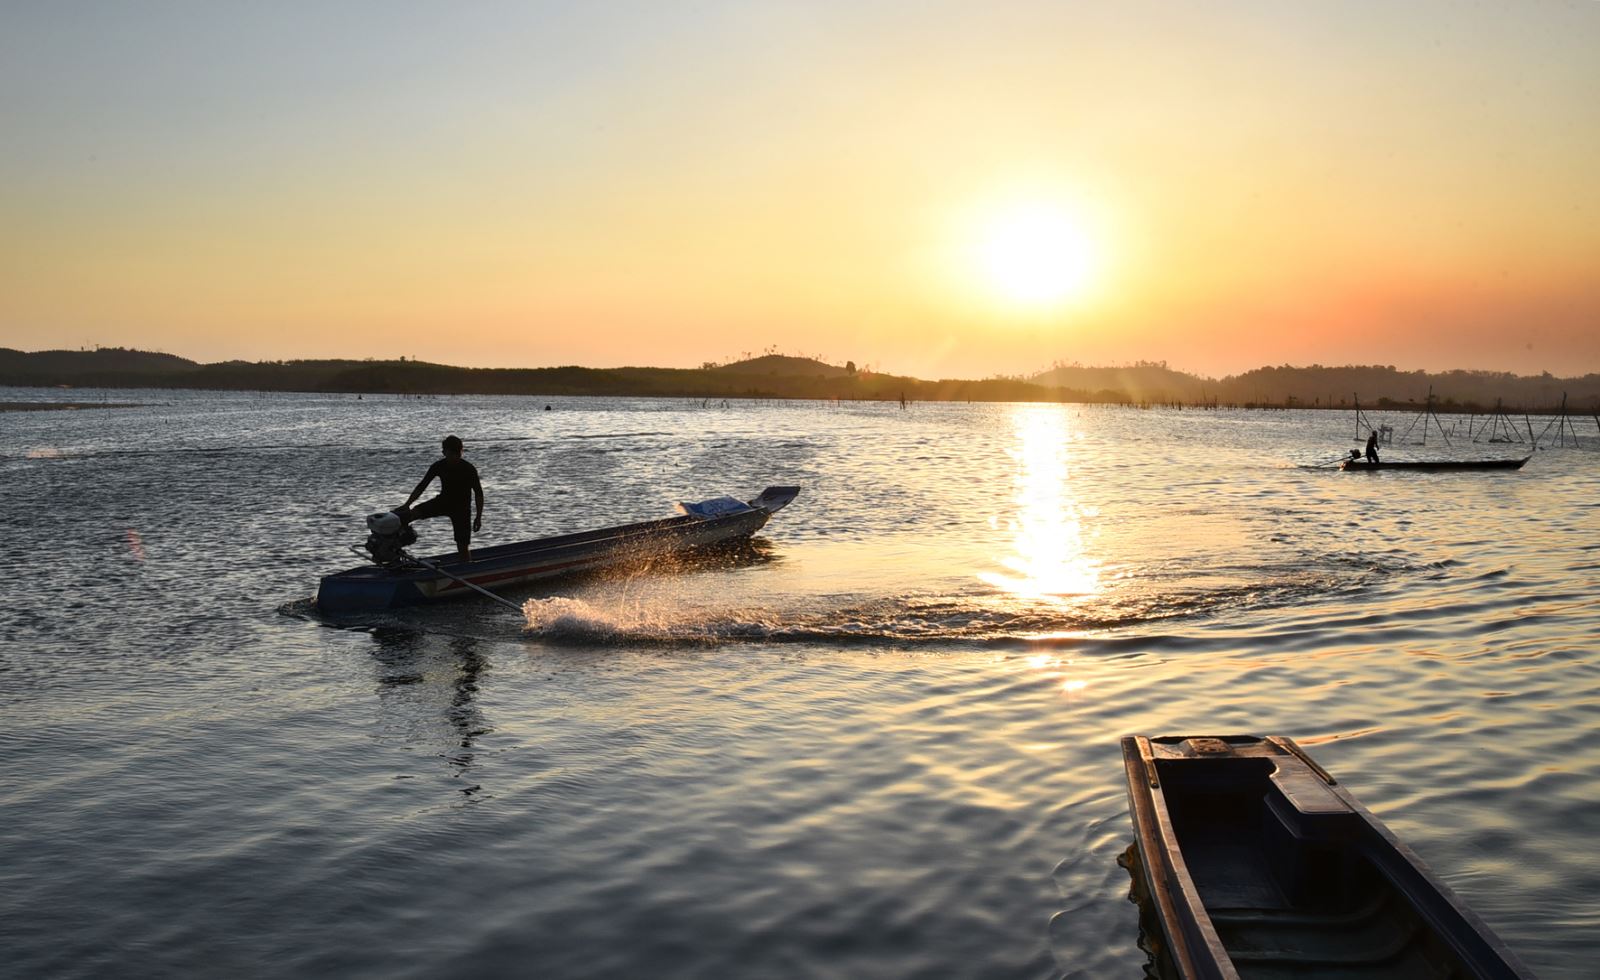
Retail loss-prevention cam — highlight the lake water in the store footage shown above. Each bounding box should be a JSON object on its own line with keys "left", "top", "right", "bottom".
{"left": 2, "top": 388, "right": 1596, "bottom": 978}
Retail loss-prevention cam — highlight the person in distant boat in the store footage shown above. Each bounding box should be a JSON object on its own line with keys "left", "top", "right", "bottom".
{"left": 399, "top": 435, "right": 484, "bottom": 562}
{"left": 1365, "top": 430, "right": 1380, "bottom": 464}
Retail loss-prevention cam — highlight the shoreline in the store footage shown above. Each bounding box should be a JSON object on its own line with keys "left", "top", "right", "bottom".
{"left": 0, "top": 386, "right": 1589, "bottom": 417}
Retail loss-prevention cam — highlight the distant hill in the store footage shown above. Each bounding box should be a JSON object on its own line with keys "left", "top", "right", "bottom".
{"left": 713, "top": 355, "right": 852, "bottom": 378}
{"left": 1213, "top": 364, "right": 1600, "bottom": 411}
{"left": 1031, "top": 361, "right": 1600, "bottom": 411}
{"left": 0, "top": 347, "right": 1065, "bottom": 402}
{"left": 3, "top": 346, "right": 1596, "bottom": 411}
{"left": 0, "top": 347, "right": 199, "bottom": 385}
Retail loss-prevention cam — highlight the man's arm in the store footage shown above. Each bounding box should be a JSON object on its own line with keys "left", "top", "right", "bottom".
{"left": 472, "top": 474, "right": 484, "bottom": 532}
{"left": 404, "top": 464, "right": 437, "bottom": 507}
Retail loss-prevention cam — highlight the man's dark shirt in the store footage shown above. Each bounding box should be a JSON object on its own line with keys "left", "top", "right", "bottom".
{"left": 424, "top": 457, "right": 482, "bottom": 509}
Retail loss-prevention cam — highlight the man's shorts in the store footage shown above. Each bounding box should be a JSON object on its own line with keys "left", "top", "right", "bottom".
{"left": 405, "top": 496, "right": 472, "bottom": 546}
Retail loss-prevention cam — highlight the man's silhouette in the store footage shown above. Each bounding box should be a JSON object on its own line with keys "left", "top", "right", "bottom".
{"left": 400, "top": 435, "right": 484, "bottom": 562}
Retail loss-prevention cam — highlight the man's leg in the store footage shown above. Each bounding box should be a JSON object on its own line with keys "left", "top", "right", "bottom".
{"left": 450, "top": 509, "right": 472, "bottom": 563}
{"left": 405, "top": 497, "right": 448, "bottom": 525}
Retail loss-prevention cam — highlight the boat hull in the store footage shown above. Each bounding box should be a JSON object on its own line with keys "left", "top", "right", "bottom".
{"left": 1120, "top": 734, "right": 1532, "bottom": 979}
{"left": 1339, "top": 456, "right": 1530, "bottom": 471}
{"left": 316, "top": 487, "right": 796, "bottom": 612}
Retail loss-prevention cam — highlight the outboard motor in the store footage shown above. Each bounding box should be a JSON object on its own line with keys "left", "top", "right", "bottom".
{"left": 363, "top": 510, "right": 418, "bottom": 566}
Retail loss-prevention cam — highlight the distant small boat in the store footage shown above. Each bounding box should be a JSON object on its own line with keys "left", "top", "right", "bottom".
{"left": 1339, "top": 455, "right": 1530, "bottom": 472}
{"left": 316, "top": 486, "right": 799, "bottom": 612}
{"left": 1120, "top": 735, "right": 1532, "bottom": 979}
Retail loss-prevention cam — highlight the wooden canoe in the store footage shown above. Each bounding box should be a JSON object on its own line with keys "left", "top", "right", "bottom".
{"left": 1120, "top": 735, "right": 1532, "bottom": 979}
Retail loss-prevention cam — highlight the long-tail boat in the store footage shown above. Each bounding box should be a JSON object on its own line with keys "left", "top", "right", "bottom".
{"left": 316, "top": 486, "right": 799, "bottom": 612}
{"left": 1339, "top": 455, "right": 1531, "bottom": 472}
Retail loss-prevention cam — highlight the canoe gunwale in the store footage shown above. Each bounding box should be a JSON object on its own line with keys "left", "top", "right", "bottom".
{"left": 1122, "top": 736, "right": 1227, "bottom": 979}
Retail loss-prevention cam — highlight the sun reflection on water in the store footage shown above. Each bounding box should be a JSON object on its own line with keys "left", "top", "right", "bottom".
{"left": 979, "top": 406, "right": 1101, "bottom": 602}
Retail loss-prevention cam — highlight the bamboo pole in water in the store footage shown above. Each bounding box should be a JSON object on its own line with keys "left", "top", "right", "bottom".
{"left": 1554, "top": 392, "right": 1580, "bottom": 446}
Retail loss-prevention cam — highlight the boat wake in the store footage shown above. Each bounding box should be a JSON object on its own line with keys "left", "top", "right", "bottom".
{"left": 285, "top": 534, "right": 1435, "bottom": 652}
{"left": 518, "top": 568, "right": 1363, "bottom": 649}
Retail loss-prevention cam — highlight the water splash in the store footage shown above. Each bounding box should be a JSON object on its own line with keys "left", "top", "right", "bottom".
{"left": 521, "top": 595, "right": 743, "bottom": 645}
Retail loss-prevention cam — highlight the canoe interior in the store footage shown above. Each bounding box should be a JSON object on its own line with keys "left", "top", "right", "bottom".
{"left": 1162, "top": 764, "right": 1466, "bottom": 977}
{"left": 1122, "top": 735, "right": 1530, "bottom": 980}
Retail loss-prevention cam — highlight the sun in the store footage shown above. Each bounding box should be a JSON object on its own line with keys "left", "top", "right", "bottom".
{"left": 974, "top": 202, "right": 1098, "bottom": 310}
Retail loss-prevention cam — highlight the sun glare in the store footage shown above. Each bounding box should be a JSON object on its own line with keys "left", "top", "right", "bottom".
{"left": 974, "top": 203, "right": 1098, "bottom": 311}
{"left": 978, "top": 405, "right": 1101, "bottom": 600}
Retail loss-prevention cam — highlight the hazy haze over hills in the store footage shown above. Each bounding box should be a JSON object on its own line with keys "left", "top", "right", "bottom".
{"left": 1032, "top": 362, "right": 1600, "bottom": 410}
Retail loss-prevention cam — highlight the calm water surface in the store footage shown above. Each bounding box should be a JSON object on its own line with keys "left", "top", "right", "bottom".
{"left": 2, "top": 389, "right": 1596, "bottom": 978}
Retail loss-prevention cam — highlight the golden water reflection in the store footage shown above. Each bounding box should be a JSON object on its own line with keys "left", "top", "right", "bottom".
{"left": 978, "top": 405, "right": 1102, "bottom": 601}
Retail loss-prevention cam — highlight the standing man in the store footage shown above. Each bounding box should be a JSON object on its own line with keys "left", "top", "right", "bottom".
{"left": 1365, "top": 429, "right": 1381, "bottom": 464}
{"left": 400, "top": 435, "right": 484, "bottom": 562}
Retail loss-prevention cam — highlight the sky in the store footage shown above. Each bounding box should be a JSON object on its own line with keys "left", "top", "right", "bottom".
{"left": 2, "top": 1, "right": 1597, "bottom": 379}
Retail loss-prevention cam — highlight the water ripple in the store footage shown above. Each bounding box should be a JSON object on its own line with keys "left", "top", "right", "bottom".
{"left": 2, "top": 391, "right": 1596, "bottom": 977}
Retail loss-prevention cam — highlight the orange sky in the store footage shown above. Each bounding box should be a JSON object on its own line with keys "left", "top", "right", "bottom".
{"left": 2, "top": 2, "right": 1597, "bottom": 378}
